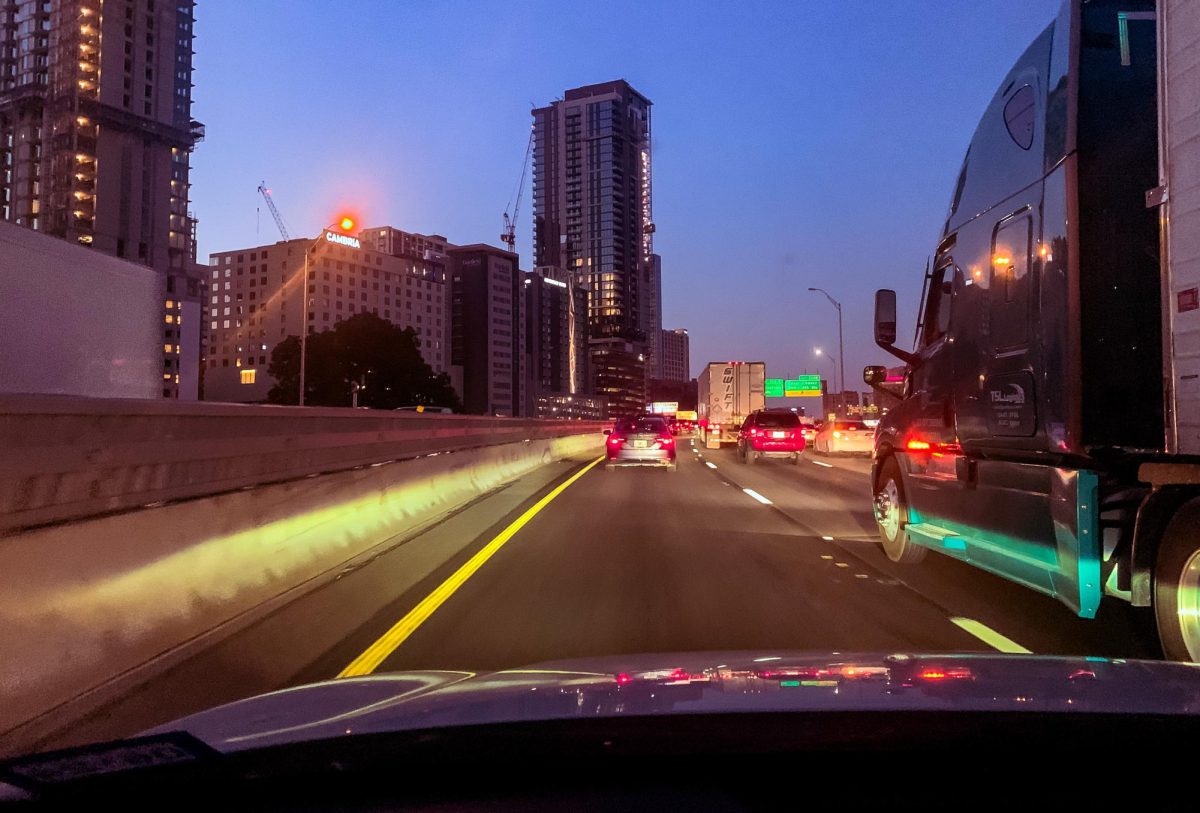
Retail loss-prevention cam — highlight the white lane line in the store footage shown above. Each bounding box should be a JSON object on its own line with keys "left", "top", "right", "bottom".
{"left": 812, "top": 460, "right": 834, "bottom": 468}
{"left": 821, "top": 535, "right": 834, "bottom": 541}
{"left": 820, "top": 555, "right": 833, "bottom": 560}
{"left": 834, "top": 562, "right": 850, "bottom": 568}
{"left": 705, "top": 461, "right": 717, "bottom": 469}
{"left": 855, "top": 573, "right": 870, "bottom": 579}
{"left": 742, "top": 488, "right": 772, "bottom": 505}
{"left": 950, "top": 617, "right": 1032, "bottom": 654}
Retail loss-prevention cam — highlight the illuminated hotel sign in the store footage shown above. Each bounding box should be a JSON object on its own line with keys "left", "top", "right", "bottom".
{"left": 324, "top": 230, "right": 361, "bottom": 249}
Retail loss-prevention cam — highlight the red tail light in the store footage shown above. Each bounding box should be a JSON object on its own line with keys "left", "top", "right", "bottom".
{"left": 917, "top": 666, "right": 973, "bottom": 681}
{"left": 656, "top": 434, "right": 675, "bottom": 448}
{"left": 607, "top": 435, "right": 625, "bottom": 448}
{"left": 747, "top": 427, "right": 761, "bottom": 437}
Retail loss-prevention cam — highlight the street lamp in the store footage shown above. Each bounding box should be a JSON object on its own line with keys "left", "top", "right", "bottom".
{"left": 299, "top": 218, "right": 357, "bottom": 406}
{"left": 808, "top": 287, "right": 844, "bottom": 418}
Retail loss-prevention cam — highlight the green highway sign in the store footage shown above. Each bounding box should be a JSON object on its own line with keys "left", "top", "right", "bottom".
{"left": 784, "top": 375, "right": 823, "bottom": 397}
{"left": 765, "top": 378, "right": 784, "bottom": 398}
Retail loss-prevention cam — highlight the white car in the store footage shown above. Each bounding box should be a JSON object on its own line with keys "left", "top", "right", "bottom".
{"left": 811, "top": 420, "right": 873, "bottom": 455}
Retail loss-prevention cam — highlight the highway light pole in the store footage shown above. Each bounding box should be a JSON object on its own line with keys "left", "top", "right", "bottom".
{"left": 808, "top": 287, "right": 844, "bottom": 417}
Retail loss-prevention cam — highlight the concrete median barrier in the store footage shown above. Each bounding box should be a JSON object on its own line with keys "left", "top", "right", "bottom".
{"left": 0, "top": 431, "right": 603, "bottom": 745}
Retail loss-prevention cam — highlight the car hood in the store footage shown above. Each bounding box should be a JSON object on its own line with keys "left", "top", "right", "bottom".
{"left": 147, "top": 651, "right": 1200, "bottom": 752}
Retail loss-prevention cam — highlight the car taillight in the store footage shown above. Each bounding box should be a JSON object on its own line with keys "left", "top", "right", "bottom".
{"left": 607, "top": 435, "right": 625, "bottom": 447}
{"left": 657, "top": 435, "right": 675, "bottom": 448}
{"left": 748, "top": 427, "right": 760, "bottom": 437}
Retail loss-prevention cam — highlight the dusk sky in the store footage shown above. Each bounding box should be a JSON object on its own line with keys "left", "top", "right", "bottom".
{"left": 191, "top": 0, "right": 1061, "bottom": 405}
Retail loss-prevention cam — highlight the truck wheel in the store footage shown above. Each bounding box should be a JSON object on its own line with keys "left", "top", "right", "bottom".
{"left": 1154, "top": 498, "right": 1200, "bottom": 662}
{"left": 874, "top": 457, "right": 926, "bottom": 564}
{"left": 749, "top": 450, "right": 759, "bottom": 465}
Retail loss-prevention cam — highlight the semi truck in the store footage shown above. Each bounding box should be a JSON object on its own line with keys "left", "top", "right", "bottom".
{"left": 697, "top": 362, "right": 765, "bottom": 449}
{"left": 865, "top": 0, "right": 1200, "bottom": 660}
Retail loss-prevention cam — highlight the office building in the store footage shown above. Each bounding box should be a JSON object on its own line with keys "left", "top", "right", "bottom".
{"left": 204, "top": 230, "right": 450, "bottom": 403}
{"left": 523, "top": 266, "right": 589, "bottom": 416}
{"left": 0, "top": 0, "right": 204, "bottom": 399}
{"left": 660, "top": 327, "right": 690, "bottom": 383}
{"left": 449, "top": 244, "right": 525, "bottom": 416}
{"left": 533, "top": 79, "right": 653, "bottom": 414}
{"left": 642, "top": 254, "right": 663, "bottom": 377}
{"left": 360, "top": 226, "right": 451, "bottom": 261}
{"left": 536, "top": 394, "right": 607, "bottom": 421}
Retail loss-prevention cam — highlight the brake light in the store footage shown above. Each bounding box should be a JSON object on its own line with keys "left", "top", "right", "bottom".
{"left": 918, "top": 666, "right": 973, "bottom": 681}
{"left": 748, "top": 427, "right": 761, "bottom": 437}
{"left": 905, "top": 437, "right": 961, "bottom": 454}
{"left": 906, "top": 439, "right": 930, "bottom": 451}
{"left": 657, "top": 434, "right": 675, "bottom": 448}
{"left": 607, "top": 434, "right": 625, "bottom": 447}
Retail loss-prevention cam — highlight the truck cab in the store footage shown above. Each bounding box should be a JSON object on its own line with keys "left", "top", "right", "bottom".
{"left": 864, "top": 0, "right": 1200, "bottom": 660}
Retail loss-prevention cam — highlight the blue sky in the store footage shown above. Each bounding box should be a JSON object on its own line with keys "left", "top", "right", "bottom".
{"left": 191, "top": 0, "right": 1061, "bottom": 401}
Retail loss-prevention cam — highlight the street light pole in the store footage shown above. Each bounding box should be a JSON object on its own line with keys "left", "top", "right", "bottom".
{"left": 814, "top": 348, "right": 837, "bottom": 415}
{"left": 808, "top": 288, "right": 845, "bottom": 418}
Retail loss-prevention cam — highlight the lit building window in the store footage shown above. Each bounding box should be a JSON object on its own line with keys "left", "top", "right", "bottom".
{"left": 164, "top": 314, "right": 174, "bottom": 324}
{"left": 240, "top": 369, "right": 257, "bottom": 384}
{"left": 164, "top": 343, "right": 173, "bottom": 352}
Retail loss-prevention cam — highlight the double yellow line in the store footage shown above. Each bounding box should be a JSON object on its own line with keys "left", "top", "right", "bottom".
{"left": 338, "top": 456, "right": 605, "bottom": 677}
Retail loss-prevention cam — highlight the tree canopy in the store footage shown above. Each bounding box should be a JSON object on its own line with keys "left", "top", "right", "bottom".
{"left": 267, "top": 313, "right": 461, "bottom": 411}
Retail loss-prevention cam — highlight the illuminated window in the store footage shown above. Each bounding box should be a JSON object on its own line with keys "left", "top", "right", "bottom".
{"left": 165, "top": 299, "right": 174, "bottom": 309}
{"left": 240, "top": 369, "right": 256, "bottom": 384}
{"left": 164, "top": 343, "right": 173, "bottom": 352}
{"left": 164, "top": 314, "right": 174, "bottom": 324}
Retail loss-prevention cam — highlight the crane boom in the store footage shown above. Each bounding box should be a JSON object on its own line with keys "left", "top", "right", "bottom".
{"left": 257, "top": 181, "right": 290, "bottom": 241}
{"left": 501, "top": 128, "right": 534, "bottom": 251}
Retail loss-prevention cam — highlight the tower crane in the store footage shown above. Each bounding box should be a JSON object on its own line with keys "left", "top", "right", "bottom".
{"left": 501, "top": 127, "right": 534, "bottom": 252}
{"left": 257, "top": 181, "right": 290, "bottom": 241}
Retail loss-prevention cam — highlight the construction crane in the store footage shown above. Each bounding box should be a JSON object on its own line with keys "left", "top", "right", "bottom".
{"left": 257, "top": 181, "right": 290, "bottom": 241}
{"left": 501, "top": 127, "right": 534, "bottom": 252}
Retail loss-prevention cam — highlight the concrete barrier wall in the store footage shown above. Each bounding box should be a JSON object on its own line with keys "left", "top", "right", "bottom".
{"left": 0, "top": 430, "right": 604, "bottom": 741}
{"left": 0, "top": 394, "right": 608, "bottom": 532}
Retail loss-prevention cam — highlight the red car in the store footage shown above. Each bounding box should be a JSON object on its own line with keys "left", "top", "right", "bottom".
{"left": 737, "top": 409, "right": 806, "bottom": 464}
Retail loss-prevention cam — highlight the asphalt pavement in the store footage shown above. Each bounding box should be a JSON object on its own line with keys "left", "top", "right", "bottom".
{"left": 33, "top": 434, "right": 1158, "bottom": 751}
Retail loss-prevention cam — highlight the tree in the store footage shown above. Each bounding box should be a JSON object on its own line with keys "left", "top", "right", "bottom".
{"left": 267, "top": 313, "right": 461, "bottom": 411}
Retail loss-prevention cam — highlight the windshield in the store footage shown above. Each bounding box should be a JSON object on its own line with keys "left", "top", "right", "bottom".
{"left": 617, "top": 416, "right": 669, "bottom": 434}
{"left": 756, "top": 413, "right": 801, "bottom": 428}
{"left": 4, "top": 0, "right": 1193, "bottom": 768}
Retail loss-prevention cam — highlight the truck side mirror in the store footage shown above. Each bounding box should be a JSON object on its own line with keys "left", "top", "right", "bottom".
{"left": 873, "top": 288, "right": 918, "bottom": 366}
{"left": 874, "top": 290, "right": 898, "bottom": 346}
{"left": 863, "top": 365, "right": 887, "bottom": 386}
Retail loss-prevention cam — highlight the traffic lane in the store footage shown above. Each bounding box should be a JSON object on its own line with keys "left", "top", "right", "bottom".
{"left": 702, "top": 445, "right": 1157, "bottom": 659}
{"left": 363, "top": 442, "right": 987, "bottom": 675}
{"left": 700, "top": 441, "right": 877, "bottom": 541}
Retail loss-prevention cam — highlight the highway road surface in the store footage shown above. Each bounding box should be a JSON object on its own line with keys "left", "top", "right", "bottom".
{"left": 35, "top": 434, "right": 1158, "bottom": 751}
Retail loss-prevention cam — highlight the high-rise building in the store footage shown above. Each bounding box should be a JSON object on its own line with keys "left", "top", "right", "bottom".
{"left": 642, "top": 254, "right": 663, "bottom": 377}
{"left": 523, "top": 266, "right": 588, "bottom": 416}
{"left": 533, "top": 80, "right": 653, "bottom": 414}
{"left": 449, "top": 244, "right": 525, "bottom": 416}
{"left": 0, "top": 0, "right": 204, "bottom": 399}
{"left": 660, "top": 328, "right": 690, "bottom": 383}
{"left": 204, "top": 230, "right": 451, "bottom": 403}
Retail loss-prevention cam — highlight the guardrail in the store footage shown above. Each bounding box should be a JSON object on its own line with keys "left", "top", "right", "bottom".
{"left": 0, "top": 395, "right": 608, "bottom": 533}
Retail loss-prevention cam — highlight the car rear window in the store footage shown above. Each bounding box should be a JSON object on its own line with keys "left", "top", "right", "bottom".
{"left": 618, "top": 416, "right": 668, "bottom": 433}
{"left": 756, "top": 413, "right": 800, "bottom": 428}
{"left": 834, "top": 421, "right": 867, "bottom": 431}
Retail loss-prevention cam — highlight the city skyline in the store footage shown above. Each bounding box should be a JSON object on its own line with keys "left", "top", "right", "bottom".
{"left": 188, "top": 1, "right": 1060, "bottom": 386}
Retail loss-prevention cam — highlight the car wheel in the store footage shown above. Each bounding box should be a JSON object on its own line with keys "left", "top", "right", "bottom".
{"left": 791, "top": 453, "right": 801, "bottom": 465}
{"left": 1154, "top": 498, "right": 1200, "bottom": 661}
{"left": 666, "top": 462, "right": 678, "bottom": 473}
{"left": 739, "top": 444, "right": 748, "bottom": 464}
{"left": 874, "top": 457, "right": 926, "bottom": 564}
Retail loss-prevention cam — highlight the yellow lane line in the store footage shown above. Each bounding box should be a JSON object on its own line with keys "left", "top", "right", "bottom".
{"left": 338, "top": 455, "right": 606, "bottom": 678}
